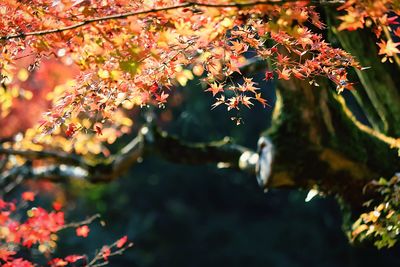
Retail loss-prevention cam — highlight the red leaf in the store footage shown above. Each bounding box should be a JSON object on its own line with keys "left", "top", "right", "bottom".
{"left": 0, "top": 249, "right": 16, "bottom": 261}
{"left": 49, "top": 258, "right": 68, "bottom": 267}
{"left": 155, "top": 91, "right": 169, "bottom": 103}
{"left": 95, "top": 125, "right": 103, "bottom": 136}
{"left": 116, "top": 235, "right": 128, "bottom": 248}
{"left": 264, "top": 70, "right": 274, "bottom": 80}
{"left": 3, "top": 258, "right": 34, "bottom": 267}
{"left": 65, "top": 123, "right": 77, "bottom": 137}
{"left": 52, "top": 201, "right": 62, "bottom": 211}
{"left": 101, "top": 246, "right": 111, "bottom": 260}
{"left": 22, "top": 192, "right": 35, "bottom": 202}
{"left": 149, "top": 82, "right": 158, "bottom": 93}
{"left": 65, "top": 255, "right": 85, "bottom": 263}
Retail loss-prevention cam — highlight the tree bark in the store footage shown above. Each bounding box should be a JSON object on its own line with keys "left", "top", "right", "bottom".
{"left": 264, "top": 77, "right": 400, "bottom": 209}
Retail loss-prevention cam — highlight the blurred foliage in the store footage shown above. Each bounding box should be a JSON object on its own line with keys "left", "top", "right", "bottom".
{"left": 351, "top": 174, "right": 400, "bottom": 249}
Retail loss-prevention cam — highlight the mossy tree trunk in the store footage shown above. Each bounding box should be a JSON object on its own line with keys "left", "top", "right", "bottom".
{"left": 324, "top": 8, "right": 400, "bottom": 137}
{"left": 265, "top": 78, "right": 399, "bottom": 209}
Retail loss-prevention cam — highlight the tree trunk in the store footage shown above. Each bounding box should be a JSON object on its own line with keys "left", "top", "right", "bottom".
{"left": 264, "top": 78, "right": 400, "bottom": 210}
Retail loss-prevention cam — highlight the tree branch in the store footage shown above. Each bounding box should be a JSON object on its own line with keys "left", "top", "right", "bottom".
{"left": 59, "top": 214, "right": 101, "bottom": 230}
{"left": 0, "top": 125, "right": 258, "bottom": 188}
{"left": 0, "top": 147, "right": 85, "bottom": 166}
{"left": 0, "top": 0, "right": 343, "bottom": 41}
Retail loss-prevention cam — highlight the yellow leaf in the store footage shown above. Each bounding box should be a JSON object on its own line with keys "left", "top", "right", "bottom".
{"left": 17, "top": 68, "right": 29, "bottom": 82}
{"left": 98, "top": 69, "right": 110, "bottom": 79}
{"left": 352, "top": 224, "right": 368, "bottom": 236}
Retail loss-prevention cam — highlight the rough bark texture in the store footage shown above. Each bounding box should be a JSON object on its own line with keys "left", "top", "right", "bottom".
{"left": 264, "top": 78, "right": 400, "bottom": 209}
{"left": 325, "top": 8, "right": 400, "bottom": 137}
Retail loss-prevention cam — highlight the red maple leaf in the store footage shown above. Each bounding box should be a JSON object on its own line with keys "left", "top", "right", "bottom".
{"left": 0, "top": 249, "right": 16, "bottom": 261}
{"left": 264, "top": 70, "right": 274, "bottom": 80}
{"left": 101, "top": 246, "right": 111, "bottom": 260}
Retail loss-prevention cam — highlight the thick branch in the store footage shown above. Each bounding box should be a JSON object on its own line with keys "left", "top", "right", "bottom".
{"left": 0, "top": 125, "right": 257, "bottom": 187}
{"left": 146, "top": 126, "right": 249, "bottom": 169}
{"left": 90, "top": 125, "right": 257, "bottom": 182}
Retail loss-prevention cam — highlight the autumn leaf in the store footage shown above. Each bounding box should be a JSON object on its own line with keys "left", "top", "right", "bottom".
{"left": 65, "top": 123, "right": 77, "bottom": 138}
{"left": 3, "top": 259, "right": 35, "bottom": 267}
{"left": 0, "top": 249, "right": 16, "bottom": 261}
{"left": 377, "top": 39, "right": 400, "bottom": 57}
{"left": 76, "top": 225, "right": 90, "bottom": 238}
{"left": 255, "top": 93, "right": 268, "bottom": 107}
{"left": 352, "top": 224, "right": 368, "bottom": 237}
{"left": 292, "top": 69, "right": 306, "bottom": 79}
{"left": 227, "top": 96, "right": 240, "bottom": 111}
{"left": 241, "top": 96, "right": 254, "bottom": 109}
{"left": 49, "top": 258, "right": 69, "bottom": 267}
{"left": 205, "top": 82, "right": 224, "bottom": 96}
{"left": 52, "top": 201, "right": 62, "bottom": 211}
{"left": 211, "top": 95, "right": 225, "bottom": 110}
{"left": 337, "top": 10, "right": 365, "bottom": 31}
{"left": 276, "top": 53, "right": 290, "bottom": 64}
{"left": 242, "top": 77, "right": 259, "bottom": 93}
{"left": 394, "top": 28, "right": 400, "bottom": 38}
{"left": 116, "top": 235, "right": 128, "bottom": 248}
{"left": 277, "top": 68, "right": 291, "bottom": 80}
{"left": 94, "top": 124, "right": 103, "bottom": 136}
{"left": 101, "top": 246, "right": 111, "bottom": 260}
{"left": 65, "top": 255, "right": 85, "bottom": 263}
{"left": 230, "top": 40, "right": 248, "bottom": 54}
{"left": 264, "top": 70, "right": 274, "bottom": 80}
{"left": 22, "top": 191, "right": 35, "bottom": 202}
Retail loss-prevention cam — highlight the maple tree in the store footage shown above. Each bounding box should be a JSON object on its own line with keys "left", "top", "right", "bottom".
{"left": 0, "top": 0, "right": 400, "bottom": 261}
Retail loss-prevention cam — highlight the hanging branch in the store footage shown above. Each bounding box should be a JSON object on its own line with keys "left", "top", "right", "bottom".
{"left": 0, "top": 0, "right": 344, "bottom": 41}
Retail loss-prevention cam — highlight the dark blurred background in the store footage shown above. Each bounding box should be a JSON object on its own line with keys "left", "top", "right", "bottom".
{"left": 48, "top": 74, "right": 400, "bottom": 266}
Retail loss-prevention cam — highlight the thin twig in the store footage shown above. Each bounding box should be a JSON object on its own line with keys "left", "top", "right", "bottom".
{"left": 86, "top": 239, "right": 134, "bottom": 267}
{"left": 59, "top": 214, "right": 101, "bottom": 230}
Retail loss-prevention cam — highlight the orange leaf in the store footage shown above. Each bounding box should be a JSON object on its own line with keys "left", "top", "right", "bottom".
{"left": 277, "top": 68, "right": 291, "bottom": 80}
{"left": 22, "top": 192, "right": 35, "bottom": 202}
{"left": 76, "top": 225, "right": 90, "bottom": 238}
{"left": 205, "top": 82, "right": 224, "bottom": 96}
{"left": 377, "top": 39, "right": 400, "bottom": 57}
{"left": 52, "top": 201, "right": 62, "bottom": 211}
